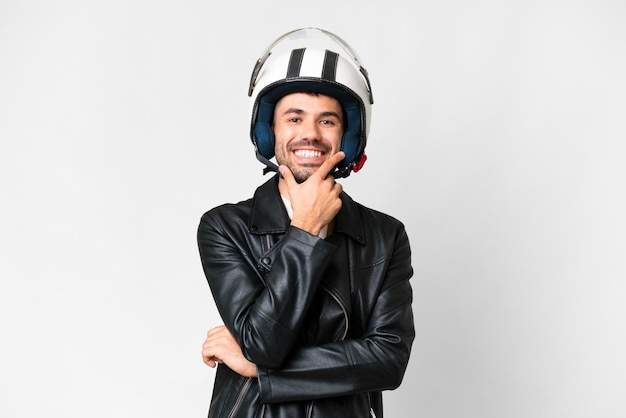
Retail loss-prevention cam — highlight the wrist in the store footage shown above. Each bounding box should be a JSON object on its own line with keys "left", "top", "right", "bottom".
{"left": 290, "top": 219, "right": 322, "bottom": 236}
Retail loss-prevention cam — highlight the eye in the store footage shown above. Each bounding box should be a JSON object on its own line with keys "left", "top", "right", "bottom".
{"left": 288, "top": 117, "right": 301, "bottom": 123}
{"left": 319, "top": 119, "right": 337, "bottom": 125}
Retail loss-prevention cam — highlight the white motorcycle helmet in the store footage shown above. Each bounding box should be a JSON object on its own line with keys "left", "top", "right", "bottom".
{"left": 248, "top": 27, "right": 374, "bottom": 178}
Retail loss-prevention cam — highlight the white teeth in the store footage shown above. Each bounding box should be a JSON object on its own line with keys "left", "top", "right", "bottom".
{"left": 294, "top": 150, "right": 322, "bottom": 158}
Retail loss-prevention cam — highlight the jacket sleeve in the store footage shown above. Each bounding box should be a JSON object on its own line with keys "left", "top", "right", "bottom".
{"left": 198, "top": 210, "right": 336, "bottom": 369}
{"left": 256, "top": 223, "right": 415, "bottom": 404}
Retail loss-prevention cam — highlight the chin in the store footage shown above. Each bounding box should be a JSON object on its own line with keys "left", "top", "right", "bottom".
{"left": 293, "top": 172, "right": 311, "bottom": 184}
{"left": 286, "top": 163, "right": 317, "bottom": 184}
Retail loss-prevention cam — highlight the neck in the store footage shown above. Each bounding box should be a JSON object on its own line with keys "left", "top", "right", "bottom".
{"left": 278, "top": 176, "right": 289, "bottom": 198}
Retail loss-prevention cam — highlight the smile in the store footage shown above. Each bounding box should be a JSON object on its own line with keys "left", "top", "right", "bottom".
{"left": 293, "top": 150, "right": 324, "bottom": 158}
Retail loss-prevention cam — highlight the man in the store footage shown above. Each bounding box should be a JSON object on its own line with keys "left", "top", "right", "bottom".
{"left": 198, "top": 28, "right": 414, "bottom": 417}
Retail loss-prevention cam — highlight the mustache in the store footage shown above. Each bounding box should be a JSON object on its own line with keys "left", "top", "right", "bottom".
{"left": 287, "top": 140, "right": 331, "bottom": 153}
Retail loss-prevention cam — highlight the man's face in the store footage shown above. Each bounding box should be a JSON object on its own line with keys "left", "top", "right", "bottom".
{"left": 273, "top": 92, "right": 343, "bottom": 183}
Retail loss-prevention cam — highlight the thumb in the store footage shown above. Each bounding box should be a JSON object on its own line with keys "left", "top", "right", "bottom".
{"left": 279, "top": 165, "right": 295, "bottom": 184}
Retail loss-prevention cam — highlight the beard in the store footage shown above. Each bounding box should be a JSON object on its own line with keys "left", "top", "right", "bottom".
{"left": 286, "top": 162, "right": 318, "bottom": 184}
{"left": 276, "top": 140, "right": 333, "bottom": 184}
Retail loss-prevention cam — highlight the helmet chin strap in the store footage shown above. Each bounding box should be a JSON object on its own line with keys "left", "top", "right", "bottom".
{"left": 332, "top": 164, "right": 353, "bottom": 179}
{"left": 255, "top": 150, "right": 359, "bottom": 179}
{"left": 255, "top": 151, "right": 280, "bottom": 176}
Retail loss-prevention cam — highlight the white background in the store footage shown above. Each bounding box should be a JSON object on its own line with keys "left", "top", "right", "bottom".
{"left": 1, "top": 0, "right": 625, "bottom": 417}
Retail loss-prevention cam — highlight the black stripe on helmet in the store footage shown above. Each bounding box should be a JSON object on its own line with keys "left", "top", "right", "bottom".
{"left": 321, "top": 50, "right": 339, "bottom": 81}
{"left": 286, "top": 48, "right": 305, "bottom": 78}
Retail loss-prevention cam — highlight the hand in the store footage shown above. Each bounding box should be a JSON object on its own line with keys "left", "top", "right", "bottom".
{"left": 279, "top": 151, "right": 344, "bottom": 236}
{"left": 201, "top": 325, "right": 257, "bottom": 378}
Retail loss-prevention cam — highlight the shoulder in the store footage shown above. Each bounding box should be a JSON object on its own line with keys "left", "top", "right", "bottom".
{"left": 201, "top": 198, "right": 252, "bottom": 222}
{"left": 344, "top": 192, "right": 407, "bottom": 233}
{"left": 358, "top": 202, "right": 410, "bottom": 246}
{"left": 200, "top": 175, "right": 278, "bottom": 222}
{"left": 198, "top": 198, "right": 253, "bottom": 238}
{"left": 338, "top": 192, "right": 410, "bottom": 250}
{"left": 355, "top": 200, "right": 404, "bottom": 227}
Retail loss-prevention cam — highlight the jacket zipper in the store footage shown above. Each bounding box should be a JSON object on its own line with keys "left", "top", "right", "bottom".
{"left": 265, "top": 234, "right": 271, "bottom": 250}
{"left": 306, "top": 400, "right": 314, "bottom": 418}
{"left": 310, "top": 285, "right": 349, "bottom": 418}
{"left": 367, "top": 393, "right": 377, "bottom": 418}
{"left": 320, "top": 284, "right": 349, "bottom": 340}
{"left": 227, "top": 377, "right": 252, "bottom": 418}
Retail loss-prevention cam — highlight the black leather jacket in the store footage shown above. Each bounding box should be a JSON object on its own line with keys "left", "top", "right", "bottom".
{"left": 197, "top": 175, "right": 414, "bottom": 417}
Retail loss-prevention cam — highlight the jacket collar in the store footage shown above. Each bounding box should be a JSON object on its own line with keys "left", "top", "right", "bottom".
{"left": 249, "top": 174, "right": 365, "bottom": 244}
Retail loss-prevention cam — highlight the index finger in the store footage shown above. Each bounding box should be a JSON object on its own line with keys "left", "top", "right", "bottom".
{"left": 279, "top": 164, "right": 297, "bottom": 186}
{"left": 316, "top": 151, "right": 345, "bottom": 179}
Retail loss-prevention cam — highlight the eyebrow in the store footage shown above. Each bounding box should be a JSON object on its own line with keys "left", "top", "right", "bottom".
{"left": 281, "top": 108, "right": 305, "bottom": 116}
{"left": 281, "top": 108, "right": 342, "bottom": 120}
{"left": 320, "top": 111, "right": 342, "bottom": 119}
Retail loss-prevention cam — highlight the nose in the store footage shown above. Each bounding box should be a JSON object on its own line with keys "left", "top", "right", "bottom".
{"left": 300, "top": 119, "right": 321, "bottom": 141}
